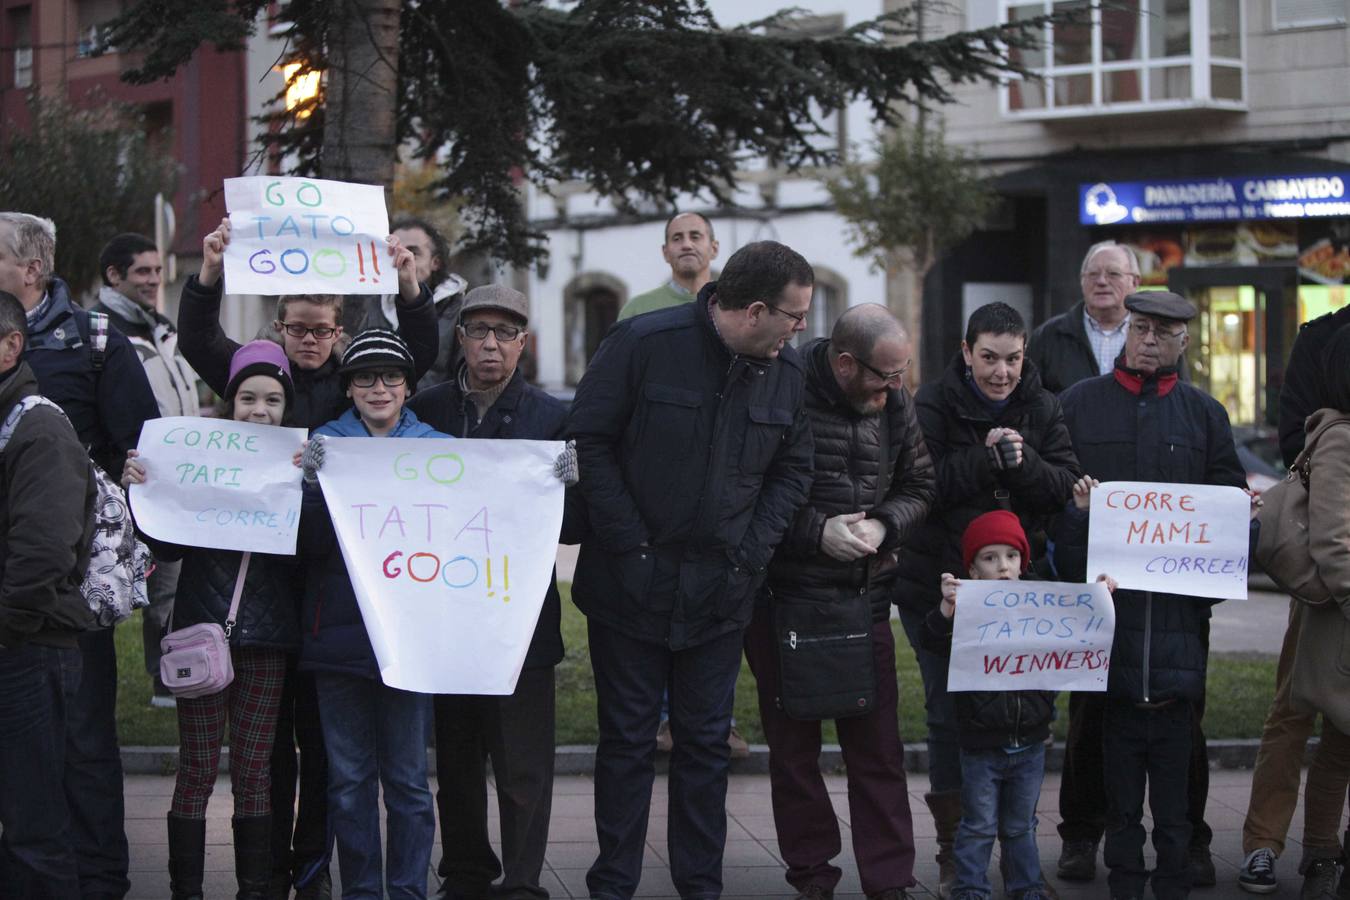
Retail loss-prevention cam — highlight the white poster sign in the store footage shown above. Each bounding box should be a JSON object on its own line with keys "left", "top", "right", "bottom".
{"left": 129, "top": 417, "right": 307, "bottom": 554}
{"left": 317, "top": 437, "right": 565, "bottom": 694}
{"left": 948, "top": 579, "right": 1115, "bottom": 692}
{"left": 223, "top": 176, "right": 391, "bottom": 295}
{"left": 1086, "top": 481, "right": 1250, "bottom": 601}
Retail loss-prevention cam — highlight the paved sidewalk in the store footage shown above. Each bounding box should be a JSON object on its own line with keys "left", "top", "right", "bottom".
{"left": 126, "top": 766, "right": 1312, "bottom": 898}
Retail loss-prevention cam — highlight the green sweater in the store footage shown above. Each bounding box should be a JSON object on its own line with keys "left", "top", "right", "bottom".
{"left": 617, "top": 282, "right": 692, "bottom": 321}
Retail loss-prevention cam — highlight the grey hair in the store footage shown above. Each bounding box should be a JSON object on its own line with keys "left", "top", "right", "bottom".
{"left": 0, "top": 213, "right": 56, "bottom": 287}
{"left": 1080, "top": 240, "right": 1140, "bottom": 277}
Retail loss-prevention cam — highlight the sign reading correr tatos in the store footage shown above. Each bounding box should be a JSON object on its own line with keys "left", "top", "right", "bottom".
{"left": 1081, "top": 173, "right": 1350, "bottom": 226}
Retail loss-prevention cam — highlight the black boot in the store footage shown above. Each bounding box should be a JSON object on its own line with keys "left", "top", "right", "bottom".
{"left": 234, "top": 815, "right": 274, "bottom": 900}
{"left": 167, "top": 812, "right": 206, "bottom": 900}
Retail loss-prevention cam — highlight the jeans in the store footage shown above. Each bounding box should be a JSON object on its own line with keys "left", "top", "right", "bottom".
{"left": 1102, "top": 700, "right": 1193, "bottom": 900}
{"left": 0, "top": 643, "right": 81, "bottom": 899}
{"left": 586, "top": 621, "right": 743, "bottom": 900}
{"left": 952, "top": 745, "right": 1046, "bottom": 899}
{"left": 64, "top": 627, "right": 129, "bottom": 898}
{"left": 897, "top": 605, "right": 962, "bottom": 793}
{"left": 1242, "top": 599, "right": 1316, "bottom": 857}
{"left": 316, "top": 673, "right": 435, "bottom": 900}
{"left": 744, "top": 609, "right": 916, "bottom": 895}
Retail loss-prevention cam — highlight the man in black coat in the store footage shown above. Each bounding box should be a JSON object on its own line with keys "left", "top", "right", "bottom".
{"left": 569, "top": 241, "right": 815, "bottom": 900}
{"left": 0, "top": 211, "right": 159, "bottom": 900}
{"left": 407, "top": 284, "right": 571, "bottom": 900}
{"left": 1052, "top": 291, "right": 1248, "bottom": 900}
{"left": 744, "top": 305, "right": 934, "bottom": 900}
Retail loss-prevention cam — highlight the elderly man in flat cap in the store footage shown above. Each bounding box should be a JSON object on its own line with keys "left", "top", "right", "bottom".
{"left": 1048, "top": 291, "right": 1253, "bottom": 900}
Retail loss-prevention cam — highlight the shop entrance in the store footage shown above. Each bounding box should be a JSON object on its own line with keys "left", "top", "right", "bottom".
{"left": 1167, "top": 266, "right": 1297, "bottom": 428}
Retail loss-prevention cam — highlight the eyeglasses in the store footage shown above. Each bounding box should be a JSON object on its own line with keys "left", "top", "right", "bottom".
{"left": 764, "top": 303, "right": 807, "bottom": 326}
{"left": 349, "top": 370, "right": 408, "bottom": 389}
{"left": 1081, "top": 268, "right": 1135, "bottom": 282}
{"left": 852, "top": 355, "right": 912, "bottom": 385}
{"left": 1128, "top": 320, "right": 1186, "bottom": 341}
{"left": 279, "top": 322, "right": 338, "bottom": 340}
{"left": 460, "top": 322, "right": 524, "bottom": 342}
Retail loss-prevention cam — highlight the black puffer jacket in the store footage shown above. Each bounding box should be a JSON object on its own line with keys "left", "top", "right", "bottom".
{"left": 569, "top": 285, "right": 814, "bottom": 650}
{"left": 1026, "top": 301, "right": 1102, "bottom": 396}
{"left": 147, "top": 543, "right": 299, "bottom": 651}
{"left": 1053, "top": 364, "right": 1248, "bottom": 703}
{"left": 768, "top": 339, "right": 935, "bottom": 621}
{"left": 1278, "top": 305, "right": 1350, "bottom": 467}
{"left": 893, "top": 353, "right": 1081, "bottom": 613}
{"left": 920, "top": 605, "right": 1054, "bottom": 751}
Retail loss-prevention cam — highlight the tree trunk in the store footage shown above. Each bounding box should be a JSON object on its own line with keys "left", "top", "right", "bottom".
{"left": 323, "top": 0, "right": 401, "bottom": 332}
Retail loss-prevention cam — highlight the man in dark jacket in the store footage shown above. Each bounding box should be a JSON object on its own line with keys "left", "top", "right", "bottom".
{"left": 1027, "top": 242, "right": 1140, "bottom": 395}
{"left": 407, "top": 284, "right": 572, "bottom": 900}
{"left": 743, "top": 304, "right": 934, "bottom": 900}
{"left": 1052, "top": 291, "right": 1248, "bottom": 900}
{"left": 0, "top": 289, "right": 99, "bottom": 897}
{"left": 570, "top": 240, "right": 815, "bottom": 900}
{"left": 0, "top": 211, "right": 159, "bottom": 900}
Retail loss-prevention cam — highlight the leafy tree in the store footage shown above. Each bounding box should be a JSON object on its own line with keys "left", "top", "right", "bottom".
{"left": 827, "top": 119, "right": 994, "bottom": 381}
{"left": 0, "top": 94, "right": 179, "bottom": 294}
{"left": 103, "top": 0, "right": 1060, "bottom": 267}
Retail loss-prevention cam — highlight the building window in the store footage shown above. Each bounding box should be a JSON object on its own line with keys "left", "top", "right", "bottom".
{"left": 1274, "top": 0, "right": 1348, "bottom": 28}
{"left": 796, "top": 268, "right": 849, "bottom": 345}
{"left": 563, "top": 274, "right": 626, "bottom": 386}
{"left": 7, "top": 6, "right": 32, "bottom": 88}
{"left": 75, "top": 0, "right": 123, "bottom": 58}
{"left": 1003, "top": 0, "right": 1245, "bottom": 118}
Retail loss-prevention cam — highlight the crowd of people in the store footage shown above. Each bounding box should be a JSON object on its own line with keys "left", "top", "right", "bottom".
{"left": 0, "top": 202, "right": 1343, "bottom": 900}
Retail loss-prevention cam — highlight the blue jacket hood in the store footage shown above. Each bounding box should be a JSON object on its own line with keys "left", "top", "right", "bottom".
{"left": 313, "top": 406, "right": 447, "bottom": 439}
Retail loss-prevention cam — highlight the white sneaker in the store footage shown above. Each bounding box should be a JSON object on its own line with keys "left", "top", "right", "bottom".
{"left": 150, "top": 693, "right": 177, "bottom": 709}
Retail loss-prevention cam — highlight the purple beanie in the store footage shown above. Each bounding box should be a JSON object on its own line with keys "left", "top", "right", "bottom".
{"left": 225, "top": 340, "right": 295, "bottom": 409}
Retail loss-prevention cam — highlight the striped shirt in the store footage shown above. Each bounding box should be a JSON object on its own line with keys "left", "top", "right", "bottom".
{"left": 1084, "top": 309, "right": 1129, "bottom": 375}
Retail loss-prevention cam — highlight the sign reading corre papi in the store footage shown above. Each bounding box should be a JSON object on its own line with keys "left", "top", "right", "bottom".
{"left": 317, "top": 437, "right": 565, "bottom": 695}
{"left": 948, "top": 580, "right": 1114, "bottom": 692}
{"left": 222, "top": 176, "right": 390, "bottom": 295}
{"left": 1086, "top": 481, "right": 1250, "bottom": 601}
{"left": 129, "top": 417, "right": 307, "bottom": 555}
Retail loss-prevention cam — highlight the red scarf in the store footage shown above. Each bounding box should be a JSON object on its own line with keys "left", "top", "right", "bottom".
{"left": 1114, "top": 366, "right": 1179, "bottom": 397}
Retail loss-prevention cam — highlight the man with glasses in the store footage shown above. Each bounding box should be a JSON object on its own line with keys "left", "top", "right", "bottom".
{"left": 743, "top": 303, "right": 935, "bottom": 900}
{"left": 570, "top": 240, "right": 815, "bottom": 900}
{"left": 177, "top": 217, "right": 441, "bottom": 899}
{"left": 407, "top": 284, "right": 575, "bottom": 900}
{"left": 1051, "top": 291, "right": 1247, "bottom": 900}
{"left": 1028, "top": 242, "right": 1140, "bottom": 395}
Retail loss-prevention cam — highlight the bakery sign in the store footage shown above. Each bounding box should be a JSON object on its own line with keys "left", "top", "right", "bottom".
{"left": 1080, "top": 174, "right": 1350, "bottom": 226}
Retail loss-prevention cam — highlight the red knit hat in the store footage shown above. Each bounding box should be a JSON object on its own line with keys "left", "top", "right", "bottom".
{"left": 962, "top": 510, "right": 1031, "bottom": 573}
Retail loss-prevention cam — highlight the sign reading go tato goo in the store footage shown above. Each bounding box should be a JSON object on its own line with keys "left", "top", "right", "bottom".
{"left": 1085, "top": 481, "right": 1250, "bottom": 601}
{"left": 222, "top": 176, "right": 391, "bottom": 295}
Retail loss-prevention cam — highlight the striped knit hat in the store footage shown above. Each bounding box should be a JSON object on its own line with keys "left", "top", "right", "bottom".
{"left": 339, "top": 328, "right": 415, "bottom": 385}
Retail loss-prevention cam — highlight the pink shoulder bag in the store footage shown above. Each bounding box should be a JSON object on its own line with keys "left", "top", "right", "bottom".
{"left": 159, "top": 552, "right": 250, "bottom": 698}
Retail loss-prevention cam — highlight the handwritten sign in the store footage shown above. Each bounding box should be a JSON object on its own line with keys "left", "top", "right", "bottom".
{"left": 317, "top": 437, "right": 565, "bottom": 694}
{"left": 130, "top": 417, "right": 307, "bottom": 554}
{"left": 1086, "top": 481, "right": 1249, "bottom": 600}
{"left": 223, "top": 176, "right": 390, "bottom": 295}
{"left": 948, "top": 580, "right": 1115, "bottom": 692}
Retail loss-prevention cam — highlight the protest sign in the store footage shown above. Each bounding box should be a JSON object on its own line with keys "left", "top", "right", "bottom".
{"left": 317, "top": 437, "right": 565, "bottom": 694}
{"left": 948, "top": 579, "right": 1114, "bottom": 692}
{"left": 1085, "top": 480, "right": 1250, "bottom": 600}
{"left": 129, "top": 417, "right": 307, "bottom": 555}
{"left": 222, "top": 176, "right": 390, "bottom": 295}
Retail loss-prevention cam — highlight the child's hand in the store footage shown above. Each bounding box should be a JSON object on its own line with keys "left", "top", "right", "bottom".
{"left": 1095, "top": 573, "right": 1118, "bottom": 594}
{"left": 1072, "top": 475, "right": 1100, "bottom": 511}
{"left": 121, "top": 449, "right": 146, "bottom": 488}
{"left": 1247, "top": 488, "right": 1263, "bottom": 521}
{"left": 199, "top": 217, "right": 231, "bottom": 286}
{"left": 940, "top": 572, "right": 960, "bottom": 619}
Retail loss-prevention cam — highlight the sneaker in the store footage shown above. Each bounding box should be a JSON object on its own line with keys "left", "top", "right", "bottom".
{"left": 1302, "top": 858, "right": 1342, "bottom": 900}
{"left": 1189, "top": 844, "right": 1217, "bottom": 887}
{"left": 1000, "top": 852, "right": 1059, "bottom": 898}
{"left": 1238, "top": 847, "right": 1278, "bottom": 894}
{"left": 727, "top": 724, "right": 750, "bottom": 759}
{"left": 1056, "top": 840, "right": 1098, "bottom": 882}
{"left": 793, "top": 886, "right": 833, "bottom": 900}
{"left": 151, "top": 676, "right": 177, "bottom": 709}
{"left": 295, "top": 869, "right": 331, "bottom": 900}
{"left": 866, "top": 891, "right": 909, "bottom": 900}
{"left": 656, "top": 719, "right": 672, "bottom": 753}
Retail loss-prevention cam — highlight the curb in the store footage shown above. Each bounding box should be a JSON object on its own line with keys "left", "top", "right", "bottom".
{"left": 122, "top": 737, "right": 1295, "bottom": 777}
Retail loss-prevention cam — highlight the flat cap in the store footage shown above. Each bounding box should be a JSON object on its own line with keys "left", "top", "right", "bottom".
{"left": 1125, "top": 290, "right": 1197, "bottom": 323}
{"left": 460, "top": 284, "right": 529, "bottom": 326}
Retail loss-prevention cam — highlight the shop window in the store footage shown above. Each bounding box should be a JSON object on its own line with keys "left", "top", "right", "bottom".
{"left": 563, "top": 273, "right": 626, "bottom": 386}
{"left": 1002, "top": 0, "right": 1246, "bottom": 118}
{"left": 1274, "top": 0, "right": 1348, "bottom": 28}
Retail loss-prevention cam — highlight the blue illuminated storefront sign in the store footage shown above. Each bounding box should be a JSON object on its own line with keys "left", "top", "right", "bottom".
{"left": 1080, "top": 174, "right": 1350, "bottom": 226}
